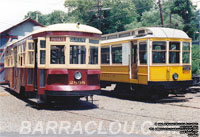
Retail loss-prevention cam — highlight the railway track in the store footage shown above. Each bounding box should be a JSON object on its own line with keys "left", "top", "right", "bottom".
{"left": 162, "top": 103, "right": 200, "bottom": 110}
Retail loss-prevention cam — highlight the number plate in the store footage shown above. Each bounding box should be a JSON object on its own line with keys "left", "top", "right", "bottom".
{"left": 69, "top": 81, "right": 86, "bottom": 85}
{"left": 183, "top": 65, "right": 191, "bottom": 70}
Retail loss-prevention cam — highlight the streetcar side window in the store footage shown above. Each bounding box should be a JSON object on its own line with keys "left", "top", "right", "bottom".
{"left": 70, "top": 45, "right": 86, "bottom": 64}
{"left": 139, "top": 42, "right": 147, "bottom": 64}
{"left": 89, "top": 46, "right": 98, "bottom": 64}
{"left": 28, "top": 42, "right": 34, "bottom": 50}
{"left": 40, "top": 40, "right": 46, "bottom": 48}
{"left": 17, "top": 45, "right": 24, "bottom": 66}
{"left": 40, "top": 40, "right": 46, "bottom": 65}
{"left": 152, "top": 41, "right": 166, "bottom": 64}
{"left": 169, "top": 42, "right": 180, "bottom": 64}
{"left": 101, "top": 47, "right": 110, "bottom": 64}
{"left": 28, "top": 52, "right": 34, "bottom": 64}
{"left": 40, "top": 50, "right": 46, "bottom": 64}
{"left": 182, "top": 42, "right": 190, "bottom": 64}
{"left": 112, "top": 45, "right": 122, "bottom": 64}
{"left": 28, "top": 42, "right": 34, "bottom": 65}
{"left": 50, "top": 45, "right": 65, "bottom": 64}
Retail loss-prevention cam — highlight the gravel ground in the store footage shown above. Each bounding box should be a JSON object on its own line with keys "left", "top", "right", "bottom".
{"left": 0, "top": 85, "right": 199, "bottom": 137}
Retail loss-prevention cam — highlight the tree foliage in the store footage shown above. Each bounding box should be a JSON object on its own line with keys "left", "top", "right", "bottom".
{"left": 24, "top": 10, "right": 71, "bottom": 26}
{"left": 25, "top": 11, "right": 49, "bottom": 25}
{"left": 64, "top": 0, "right": 138, "bottom": 34}
{"left": 192, "top": 44, "right": 200, "bottom": 75}
{"left": 130, "top": 0, "right": 154, "bottom": 21}
{"left": 170, "top": 0, "right": 196, "bottom": 38}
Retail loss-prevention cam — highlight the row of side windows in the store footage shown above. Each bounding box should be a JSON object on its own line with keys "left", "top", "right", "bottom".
{"left": 101, "top": 45, "right": 122, "bottom": 64}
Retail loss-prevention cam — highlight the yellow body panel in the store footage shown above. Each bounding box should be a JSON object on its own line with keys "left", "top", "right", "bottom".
{"left": 137, "top": 66, "right": 148, "bottom": 84}
{"left": 101, "top": 66, "right": 130, "bottom": 83}
{"left": 100, "top": 65, "right": 148, "bottom": 85}
{"left": 150, "top": 66, "right": 192, "bottom": 81}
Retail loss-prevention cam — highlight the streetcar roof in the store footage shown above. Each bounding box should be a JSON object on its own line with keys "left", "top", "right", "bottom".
{"left": 101, "top": 27, "right": 190, "bottom": 44}
{"left": 5, "top": 23, "right": 101, "bottom": 49}
{"left": 33, "top": 23, "right": 102, "bottom": 35}
{"left": 147, "top": 27, "right": 189, "bottom": 38}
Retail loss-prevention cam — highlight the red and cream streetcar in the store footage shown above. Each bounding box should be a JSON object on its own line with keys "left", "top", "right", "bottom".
{"left": 3, "top": 23, "right": 102, "bottom": 102}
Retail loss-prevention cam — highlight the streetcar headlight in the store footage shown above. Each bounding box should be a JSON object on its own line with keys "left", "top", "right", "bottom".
{"left": 74, "top": 71, "right": 82, "bottom": 80}
{"left": 172, "top": 73, "right": 178, "bottom": 80}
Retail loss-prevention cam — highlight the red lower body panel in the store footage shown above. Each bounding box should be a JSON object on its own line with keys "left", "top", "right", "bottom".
{"left": 38, "top": 69, "right": 100, "bottom": 97}
{"left": 4, "top": 68, "right": 100, "bottom": 97}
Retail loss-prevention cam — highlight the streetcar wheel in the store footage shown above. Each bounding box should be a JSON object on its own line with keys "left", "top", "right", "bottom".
{"left": 133, "top": 87, "right": 151, "bottom": 100}
{"left": 37, "top": 95, "right": 50, "bottom": 104}
{"left": 19, "top": 87, "right": 26, "bottom": 98}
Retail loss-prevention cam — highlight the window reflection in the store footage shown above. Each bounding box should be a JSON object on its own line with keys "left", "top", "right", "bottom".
{"left": 169, "top": 42, "right": 180, "bottom": 63}
{"left": 70, "top": 45, "right": 86, "bottom": 64}
{"left": 101, "top": 47, "right": 110, "bottom": 64}
{"left": 89, "top": 46, "right": 98, "bottom": 64}
{"left": 51, "top": 45, "right": 65, "bottom": 64}
{"left": 139, "top": 42, "right": 147, "bottom": 64}
{"left": 152, "top": 41, "right": 166, "bottom": 63}
{"left": 112, "top": 45, "right": 122, "bottom": 64}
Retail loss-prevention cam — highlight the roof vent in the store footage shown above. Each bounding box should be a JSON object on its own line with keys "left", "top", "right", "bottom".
{"left": 76, "top": 22, "right": 80, "bottom": 28}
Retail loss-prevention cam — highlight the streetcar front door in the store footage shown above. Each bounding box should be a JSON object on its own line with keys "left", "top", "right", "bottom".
{"left": 131, "top": 41, "right": 138, "bottom": 79}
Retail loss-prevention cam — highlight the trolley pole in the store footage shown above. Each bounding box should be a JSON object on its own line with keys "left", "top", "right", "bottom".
{"left": 97, "top": 0, "right": 102, "bottom": 30}
{"left": 169, "top": 12, "right": 172, "bottom": 28}
{"left": 199, "top": 19, "right": 200, "bottom": 72}
{"left": 158, "top": 0, "right": 164, "bottom": 27}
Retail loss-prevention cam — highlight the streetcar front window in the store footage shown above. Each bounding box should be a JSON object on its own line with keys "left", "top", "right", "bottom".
{"left": 89, "top": 46, "right": 98, "bottom": 64}
{"left": 182, "top": 42, "right": 190, "bottom": 64}
{"left": 152, "top": 41, "right": 166, "bottom": 64}
{"left": 50, "top": 45, "right": 65, "bottom": 64}
{"left": 70, "top": 45, "right": 86, "bottom": 64}
{"left": 169, "top": 42, "right": 180, "bottom": 63}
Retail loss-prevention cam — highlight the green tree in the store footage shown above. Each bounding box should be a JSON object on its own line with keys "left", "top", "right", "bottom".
{"left": 170, "top": 0, "right": 197, "bottom": 38}
{"left": 192, "top": 44, "right": 200, "bottom": 74}
{"left": 25, "top": 11, "right": 49, "bottom": 25}
{"left": 64, "top": 0, "right": 138, "bottom": 34}
{"left": 48, "top": 10, "right": 70, "bottom": 25}
{"left": 126, "top": 2, "right": 184, "bottom": 30}
{"left": 130, "top": 0, "right": 154, "bottom": 21}
{"left": 24, "top": 10, "right": 71, "bottom": 26}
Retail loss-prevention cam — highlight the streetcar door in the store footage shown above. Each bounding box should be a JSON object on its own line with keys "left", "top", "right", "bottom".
{"left": 34, "top": 39, "right": 38, "bottom": 90}
{"left": 131, "top": 41, "right": 138, "bottom": 79}
{"left": 37, "top": 37, "right": 46, "bottom": 89}
{"left": 14, "top": 47, "right": 17, "bottom": 89}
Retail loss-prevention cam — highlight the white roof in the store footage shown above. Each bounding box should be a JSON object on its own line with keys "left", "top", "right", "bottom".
{"left": 146, "top": 27, "right": 189, "bottom": 39}
{"left": 5, "top": 23, "right": 101, "bottom": 48}
{"left": 33, "top": 23, "right": 102, "bottom": 35}
{"left": 102, "top": 27, "right": 190, "bottom": 44}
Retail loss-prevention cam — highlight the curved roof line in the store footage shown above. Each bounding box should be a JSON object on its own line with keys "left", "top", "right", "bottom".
{"left": 6, "top": 23, "right": 101, "bottom": 48}
{"left": 32, "top": 23, "right": 102, "bottom": 35}
{"left": 145, "top": 27, "right": 190, "bottom": 39}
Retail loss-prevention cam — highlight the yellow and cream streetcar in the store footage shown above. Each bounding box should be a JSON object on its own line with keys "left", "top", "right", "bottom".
{"left": 100, "top": 27, "right": 192, "bottom": 99}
